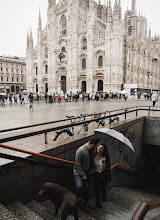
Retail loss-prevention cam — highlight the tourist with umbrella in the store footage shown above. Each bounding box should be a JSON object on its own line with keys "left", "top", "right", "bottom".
{"left": 92, "top": 143, "right": 111, "bottom": 208}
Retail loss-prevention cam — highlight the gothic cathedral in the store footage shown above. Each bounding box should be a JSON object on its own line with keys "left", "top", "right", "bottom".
{"left": 26, "top": 0, "right": 160, "bottom": 94}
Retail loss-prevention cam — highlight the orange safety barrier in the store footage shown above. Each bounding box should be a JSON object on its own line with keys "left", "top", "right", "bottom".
{"left": 0, "top": 144, "right": 143, "bottom": 174}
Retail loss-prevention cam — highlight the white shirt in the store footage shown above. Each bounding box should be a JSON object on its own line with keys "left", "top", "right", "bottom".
{"left": 94, "top": 157, "right": 106, "bottom": 173}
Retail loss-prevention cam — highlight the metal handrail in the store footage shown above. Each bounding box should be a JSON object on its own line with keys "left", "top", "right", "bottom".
{"left": 0, "top": 143, "right": 75, "bottom": 165}
{"left": 0, "top": 144, "right": 143, "bottom": 175}
{"left": 0, "top": 106, "right": 160, "bottom": 134}
{"left": 0, "top": 106, "right": 160, "bottom": 144}
{"left": 132, "top": 198, "right": 160, "bottom": 220}
{"left": 110, "top": 163, "right": 143, "bottom": 174}
{"left": 0, "top": 111, "right": 108, "bottom": 133}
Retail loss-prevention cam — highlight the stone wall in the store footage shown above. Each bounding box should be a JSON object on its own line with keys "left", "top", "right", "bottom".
{"left": 143, "top": 117, "right": 160, "bottom": 146}
{"left": 0, "top": 116, "right": 148, "bottom": 205}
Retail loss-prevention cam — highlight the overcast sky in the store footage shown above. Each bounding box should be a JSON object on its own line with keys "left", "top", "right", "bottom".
{"left": 0, "top": 0, "right": 159, "bottom": 57}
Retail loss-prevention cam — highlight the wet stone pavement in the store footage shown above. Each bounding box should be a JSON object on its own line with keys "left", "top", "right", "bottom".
{"left": 0, "top": 99, "right": 160, "bottom": 166}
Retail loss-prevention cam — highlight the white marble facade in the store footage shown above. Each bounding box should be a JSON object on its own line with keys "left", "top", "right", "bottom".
{"left": 26, "top": 0, "right": 160, "bottom": 94}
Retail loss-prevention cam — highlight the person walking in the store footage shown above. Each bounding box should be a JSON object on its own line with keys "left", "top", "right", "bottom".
{"left": 21, "top": 93, "right": 25, "bottom": 104}
{"left": 152, "top": 92, "right": 157, "bottom": 106}
{"left": 92, "top": 143, "right": 111, "bottom": 208}
{"left": 28, "top": 93, "right": 34, "bottom": 110}
{"left": 73, "top": 137, "right": 100, "bottom": 208}
{"left": 14, "top": 94, "right": 18, "bottom": 104}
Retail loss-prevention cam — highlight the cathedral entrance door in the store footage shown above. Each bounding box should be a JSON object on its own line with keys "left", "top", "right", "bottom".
{"left": 82, "top": 81, "right": 86, "bottom": 92}
{"left": 98, "top": 80, "right": 103, "bottom": 92}
{"left": 45, "top": 83, "right": 48, "bottom": 93}
{"left": 36, "top": 84, "right": 38, "bottom": 93}
{"left": 61, "top": 76, "right": 66, "bottom": 93}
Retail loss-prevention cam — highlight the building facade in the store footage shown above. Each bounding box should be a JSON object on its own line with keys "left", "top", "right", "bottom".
{"left": 0, "top": 56, "right": 26, "bottom": 93}
{"left": 26, "top": 0, "right": 160, "bottom": 94}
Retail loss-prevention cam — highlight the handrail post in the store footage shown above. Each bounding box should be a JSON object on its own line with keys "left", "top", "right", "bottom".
{"left": 148, "top": 107, "right": 150, "bottom": 117}
{"left": 125, "top": 109, "right": 127, "bottom": 120}
{"left": 45, "top": 132, "right": 48, "bottom": 144}
{"left": 136, "top": 107, "right": 138, "bottom": 117}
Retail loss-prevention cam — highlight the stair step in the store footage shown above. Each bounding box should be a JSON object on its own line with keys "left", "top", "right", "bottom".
{"left": 144, "top": 206, "right": 160, "bottom": 220}
{"left": 116, "top": 187, "right": 159, "bottom": 202}
{"left": 107, "top": 188, "right": 135, "bottom": 209}
{"left": 151, "top": 214, "right": 160, "bottom": 220}
{"left": 103, "top": 200, "right": 132, "bottom": 220}
{"left": 0, "top": 203, "right": 19, "bottom": 220}
{"left": 7, "top": 201, "right": 43, "bottom": 220}
{"left": 41, "top": 200, "right": 56, "bottom": 215}
{"left": 27, "top": 200, "right": 56, "bottom": 220}
{"left": 42, "top": 199, "right": 97, "bottom": 220}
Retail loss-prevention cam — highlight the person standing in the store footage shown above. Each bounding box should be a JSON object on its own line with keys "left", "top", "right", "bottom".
{"left": 152, "top": 92, "right": 157, "bottom": 106}
{"left": 92, "top": 143, "right": 111, "bottom": 208}
{"left": 73, "top": 137, "right": 100, "bottom": 207}
{"left": 21, "top": 93, "right": 25, "bottom": 104}
{"left": 45, "top": 93, "right": 48, "bottom": 103}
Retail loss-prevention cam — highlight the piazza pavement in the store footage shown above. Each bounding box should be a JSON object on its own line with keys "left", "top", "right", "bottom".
{"left": 0, "top": 98, "right": 160, "bottom": 166}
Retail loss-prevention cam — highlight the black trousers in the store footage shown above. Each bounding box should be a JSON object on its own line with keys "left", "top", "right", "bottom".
{"left": 92, "top": 172, "right": 108, "bottom": 207}
{"left": 153, "top": 101, "right": 156, "bottom": 106}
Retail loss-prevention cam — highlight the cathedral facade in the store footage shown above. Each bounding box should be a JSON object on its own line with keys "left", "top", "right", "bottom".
{"left": 26, "top": 0, "right": 160, "bottom": 94}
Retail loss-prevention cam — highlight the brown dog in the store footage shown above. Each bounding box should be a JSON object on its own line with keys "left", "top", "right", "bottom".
{"left": 39, "top": 182, "right": 82, "bottom": 220}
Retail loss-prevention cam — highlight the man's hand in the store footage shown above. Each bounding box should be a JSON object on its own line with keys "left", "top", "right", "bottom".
{"left": 82, "top": 176, "right": 87, "bottom": 180}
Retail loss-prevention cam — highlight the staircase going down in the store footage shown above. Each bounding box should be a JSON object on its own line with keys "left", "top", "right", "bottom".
{"left": 0, "top": 187, "right": 160, "bottom": 220}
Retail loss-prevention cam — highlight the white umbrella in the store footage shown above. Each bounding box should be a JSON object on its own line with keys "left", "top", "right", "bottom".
{"left": 0, "top": 93, "right": 6, "bottom": 96}
{"left": 95, "top": 128, "right": 135, "bottom": 152}
{"left": 120, "top": 90, "right": 128, "bottom": 94}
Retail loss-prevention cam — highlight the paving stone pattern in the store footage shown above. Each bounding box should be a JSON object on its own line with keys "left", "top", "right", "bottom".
{"left": 0, "top": 187, "right": 160, "bottom": 220}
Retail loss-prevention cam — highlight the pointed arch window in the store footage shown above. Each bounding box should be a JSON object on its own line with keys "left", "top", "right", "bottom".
{"left": 98, "top": 56, "right": 103, "bottom": 67}
{"left": 82, "top": 37, "right": 87, "bottom": 50}
{"left": 45, "top": 65, "right": 48, "bottom": 74}
{"left": 36, "top": 66, "right": 38, "bottom": 75}
{"left": 45, "top": 47, "right": 48, "bottom": 59}
{"left": 61, "top": 47, "right": 66, "bottom": 53}
{"left": 82, "top": 58, "right": 86, "bottom": 70}
{"left": 61, "top": 16, "right": 67, "bottom": 36}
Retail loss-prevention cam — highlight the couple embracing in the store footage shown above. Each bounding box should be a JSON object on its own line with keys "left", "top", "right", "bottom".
{"left": 73, "top": 137, "right": 111, "bottom": 209}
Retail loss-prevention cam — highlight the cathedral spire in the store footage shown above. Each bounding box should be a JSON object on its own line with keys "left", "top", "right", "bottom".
{"left": 26, "top": 31, "right": 29, "bottom": 51}
{"left": 119, "top": 0, "right": 122, "bottom": 20}
{"left": 113, "top": 0, "right": 120, "bottom": 21}
{"left": 30, "top": 27, "right": 34, "bottom": 50}
{"left": 149, "top": 26, "right": 151, "bottom": 39}
{"left": 48, "top": 0, "right": 56, "bottom": 12}
{"left": 125, "top": 9, "right": 128, "bottom": 35}
{"left": 38, "top": 7, "right": 42, "bottom": 31}
{"left": 132, "top": 0, "right": 136, "bottom": 16}
{"left": 107, "top": 0, "right": 112, "bottom": 23}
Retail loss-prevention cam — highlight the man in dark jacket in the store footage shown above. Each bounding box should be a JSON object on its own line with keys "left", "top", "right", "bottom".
{"left": 73, "top": 137, "right": 100, "bottom": 207}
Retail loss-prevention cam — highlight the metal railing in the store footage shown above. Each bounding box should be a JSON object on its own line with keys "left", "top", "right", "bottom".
{"left": 0, "top": 106, "right": 160, "bottom": 144}
{"left": 0, "top": 143, "right": 143, "bottom": 175}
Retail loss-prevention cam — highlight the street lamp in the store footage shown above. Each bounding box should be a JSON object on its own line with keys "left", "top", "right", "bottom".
{"left": 54, "top": 49, "right": 66, "bottom": 92}
{"left": 147, "top": 71, "right": 152, "bottom": 93}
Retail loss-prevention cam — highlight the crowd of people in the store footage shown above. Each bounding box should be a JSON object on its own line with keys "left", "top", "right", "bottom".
{"left": 0, "top": 90, "right": 159, "bottom": 108}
